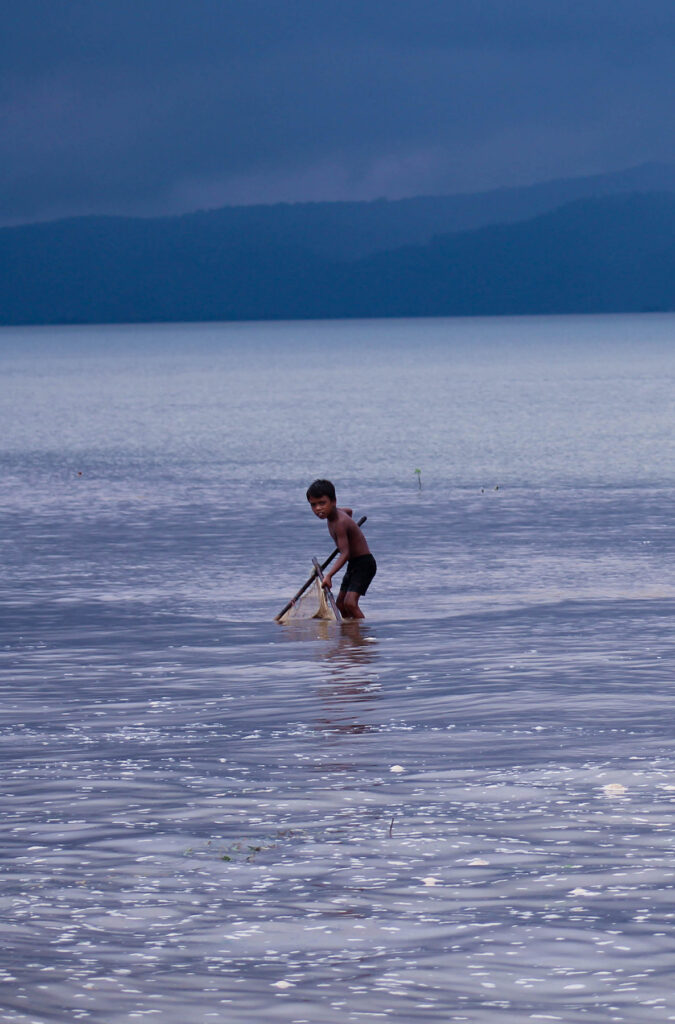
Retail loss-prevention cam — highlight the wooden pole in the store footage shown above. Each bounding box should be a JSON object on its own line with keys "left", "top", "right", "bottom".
{"left": 275, "top": 515, "right": 366, "bottom": 621}
{"left": 312, "top": 557, "right": 342, "bottom": 621}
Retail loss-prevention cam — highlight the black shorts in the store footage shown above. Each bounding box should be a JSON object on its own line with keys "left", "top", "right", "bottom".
{"left": 339, "top": 554, "right": 377, "bottom": 596}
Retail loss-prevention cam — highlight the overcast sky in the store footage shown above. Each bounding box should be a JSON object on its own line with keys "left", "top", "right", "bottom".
{"left": 2, "top": 0, "right": 674, "bottom": 224}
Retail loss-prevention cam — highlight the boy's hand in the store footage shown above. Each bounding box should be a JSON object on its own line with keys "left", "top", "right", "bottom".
{"left": 321, "top": 575, "right": 333, "bottom": 589}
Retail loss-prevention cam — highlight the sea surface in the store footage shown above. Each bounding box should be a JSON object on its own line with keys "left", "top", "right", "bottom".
{"left": 2, "top": 313, "right": 675, "bottom": 1023}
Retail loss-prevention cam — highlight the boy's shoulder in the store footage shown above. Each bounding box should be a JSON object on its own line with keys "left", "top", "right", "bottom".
{"left": 337, "top": 507, "right": 356, "bottom": 527}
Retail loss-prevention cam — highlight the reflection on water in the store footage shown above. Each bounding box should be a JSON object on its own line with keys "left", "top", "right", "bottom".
{"left": 314, "top": 622, "right": 380, "bottom": 737}
{"left": 2, "top": 316, "right": 675, "bottom": 1023}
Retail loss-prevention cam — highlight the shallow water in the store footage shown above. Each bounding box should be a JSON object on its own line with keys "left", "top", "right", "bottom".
{"left": 2, "top": 314, "right": 675, "bottom": 1022}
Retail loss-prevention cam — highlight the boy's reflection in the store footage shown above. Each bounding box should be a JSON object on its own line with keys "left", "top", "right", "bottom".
{"left": 312, "top": 621, "right": 380, "bottom": 737}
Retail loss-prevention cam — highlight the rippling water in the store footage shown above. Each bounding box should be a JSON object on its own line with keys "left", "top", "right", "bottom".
{"left": 2, "top": 314, "right": 675, "bottom": 1023}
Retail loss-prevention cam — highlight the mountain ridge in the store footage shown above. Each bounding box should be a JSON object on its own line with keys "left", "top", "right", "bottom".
{"left": 4, "top": 161, "right": 675, "bottom": 259}
{"left": 1, "top": 175, "right": 674, "bottom": 326}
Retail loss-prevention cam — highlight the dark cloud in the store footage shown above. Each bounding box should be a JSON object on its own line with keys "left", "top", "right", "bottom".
{"left": 2, "top": 1, "right": 674, "bottom": 223}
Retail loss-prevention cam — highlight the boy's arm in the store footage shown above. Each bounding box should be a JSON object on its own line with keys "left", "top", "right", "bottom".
{"left": 322, "top": 520, "right": 350, "bottom": 588}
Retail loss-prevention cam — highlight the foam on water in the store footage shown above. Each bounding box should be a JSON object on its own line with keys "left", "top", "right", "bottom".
{"left": 2, "top": 314, "right": 675, "bottom": 1022}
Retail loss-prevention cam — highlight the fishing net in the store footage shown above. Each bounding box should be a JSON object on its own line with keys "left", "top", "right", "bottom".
{"left": 277, "top": 577, "right": 338, "bottom": 623}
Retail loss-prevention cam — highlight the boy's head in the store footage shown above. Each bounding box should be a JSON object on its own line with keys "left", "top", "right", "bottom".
{"left": 306, "top": 479, "right": 336, "bottom": 502}
{"left": 306, "top": 478, "right": 336, "bottom": 519}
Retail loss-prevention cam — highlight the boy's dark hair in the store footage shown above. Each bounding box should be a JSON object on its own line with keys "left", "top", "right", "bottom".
{"left": 306, "top": 479, "right": 336, "bottom": 502}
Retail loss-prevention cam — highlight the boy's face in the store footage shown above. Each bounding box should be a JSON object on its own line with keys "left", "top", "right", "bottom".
{"left": 308, "top": 495, "right": 335, "bottom": 519}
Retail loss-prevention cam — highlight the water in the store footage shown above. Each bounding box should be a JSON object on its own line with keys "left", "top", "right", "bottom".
{"left": 2, "top": 313, "right": 675, "bottom": 1023}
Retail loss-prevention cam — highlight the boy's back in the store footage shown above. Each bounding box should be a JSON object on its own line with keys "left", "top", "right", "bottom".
{"left": 327, "top": 508, "right": 371, "bottom": 560}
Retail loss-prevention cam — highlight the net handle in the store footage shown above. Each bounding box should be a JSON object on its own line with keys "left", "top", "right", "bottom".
{"left": 311, "top": 557, "right": 342, "bottom": 621}
{"left": 274, "top": 515, "right": 366, "bottom": 621}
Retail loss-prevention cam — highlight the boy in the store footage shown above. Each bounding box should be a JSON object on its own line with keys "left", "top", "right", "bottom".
{"left": 306, "top": 479, "right": 376, "bottom": 619}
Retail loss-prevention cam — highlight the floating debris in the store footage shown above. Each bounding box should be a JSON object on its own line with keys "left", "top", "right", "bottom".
{"left": 602, "top": 782, "right": 627, "bottom": 797}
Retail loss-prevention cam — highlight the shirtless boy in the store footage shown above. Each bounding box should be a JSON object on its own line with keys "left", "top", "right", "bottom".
{"left": 306, "top": 479, "right": 376, "bottom": 619}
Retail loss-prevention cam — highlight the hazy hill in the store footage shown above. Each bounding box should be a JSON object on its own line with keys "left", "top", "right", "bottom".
{"left": 338, "top": 192, "right": 675, "bottom": 318}
{"left": 165, "top": 162, "right": 675, "bottom": 260}
{"left": 0, "top": 179, "right": 674, "bottom": 325}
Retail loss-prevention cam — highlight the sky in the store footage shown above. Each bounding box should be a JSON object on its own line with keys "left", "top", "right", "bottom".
{"left": 2, "top": 0, "right": 675, "bottom": 225}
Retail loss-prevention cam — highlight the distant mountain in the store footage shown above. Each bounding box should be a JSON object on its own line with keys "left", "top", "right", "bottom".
{"left": 175, "top": 162, "right": 675, "bottom": 260}
{"left": 1, "top": 182, "right": 674, "bottom": 325}
{"left": 337, "top": 193, "right": 675, "bottom": 318}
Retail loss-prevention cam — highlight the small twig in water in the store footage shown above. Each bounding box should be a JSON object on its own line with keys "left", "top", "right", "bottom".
{"left": 414, "top": 469, "right": 422, "bottom": 490}
{"left": 389, "top": 816, "right": 395, "bottom": 838}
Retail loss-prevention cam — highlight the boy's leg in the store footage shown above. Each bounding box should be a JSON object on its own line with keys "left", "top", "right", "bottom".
{"left": 337, "top": 563, "right": 353, "bottom": 617}
{"left": 341, "top": 590, "right": 365, "bottom": 619}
